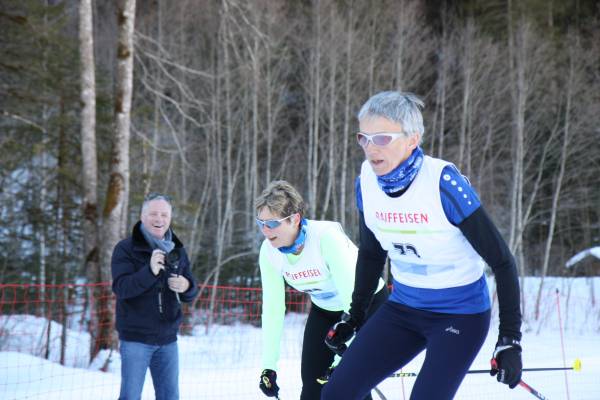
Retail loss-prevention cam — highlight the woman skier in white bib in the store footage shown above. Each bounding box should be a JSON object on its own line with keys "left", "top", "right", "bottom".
{"left": 255, "top": 180, "right": 387, "bottom": 400}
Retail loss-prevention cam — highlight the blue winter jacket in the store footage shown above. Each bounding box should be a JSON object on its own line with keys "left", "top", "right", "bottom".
{"left": 111, "top": 221, "right": 199, "bottom": 345}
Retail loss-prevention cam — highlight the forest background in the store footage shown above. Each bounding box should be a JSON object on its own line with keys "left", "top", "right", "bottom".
{"left": 1, "top": 0, "right": 600, "bottom": 354}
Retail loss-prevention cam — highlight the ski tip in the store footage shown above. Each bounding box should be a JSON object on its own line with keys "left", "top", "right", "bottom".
{"left": 573, "top": 358, "right": 582, "bottom": 371}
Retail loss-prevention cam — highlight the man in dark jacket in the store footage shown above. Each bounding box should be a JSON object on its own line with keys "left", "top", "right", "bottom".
{"left": 111, "top": 193, "right": 198, "bottom": 400}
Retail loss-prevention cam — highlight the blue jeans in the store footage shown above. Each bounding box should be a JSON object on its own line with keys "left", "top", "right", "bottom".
{"left": 119, "top": 340, "right": 179, "bottom": 400}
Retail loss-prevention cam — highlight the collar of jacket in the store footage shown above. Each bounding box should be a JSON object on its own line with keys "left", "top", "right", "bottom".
{"left": 131, "top": 221, "right": 184, "bottom": 252}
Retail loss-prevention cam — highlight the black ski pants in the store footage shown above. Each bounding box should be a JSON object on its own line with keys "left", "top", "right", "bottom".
{"left": 300, "top": 287, "right": 388, "bottom": 400}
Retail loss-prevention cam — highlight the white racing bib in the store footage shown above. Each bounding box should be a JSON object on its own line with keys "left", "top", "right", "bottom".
{"left": 264, "top": 220, "right": 356, "bottom": 310}
{"left": 361, "top": 156, "right": 484, "bottom": 289}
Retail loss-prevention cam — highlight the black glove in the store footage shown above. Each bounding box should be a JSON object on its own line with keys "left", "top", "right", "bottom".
{"left": 324, "top": 312, "right": 357, "bottom": 355}
{"left": 490, "top": 336, "right": 522, "bottom": 389}
{"left": 259, "top": 369, "right": 279, "bottom": 397}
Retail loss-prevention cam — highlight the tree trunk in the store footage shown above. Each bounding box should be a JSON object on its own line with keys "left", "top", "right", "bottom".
{"left": 93, "top": 0, "right": 136, "bottom": 360}
{"left": 251, "top": 36, "right": 260, "bottom": 222}
{"left": 320, "top": 4, "right": 339, "bottom": 221}
{"left": 79, "top": 0, "right": 101, "bottom": 361}
{"left": 339, "top": 2, "right": 354, "bottom": 228}
{"left": 144, "top": 0, "right": 163, "bottom": 194}
{"left": 507, "top": 16, "right": 529, "bottom": 271}
{"left": 458, "top": 19, "right": 474, "bottom": 173}
{"left": 535, "top": 43, "right": 575, "bottom": 319}
{"left": 307, "top": 0, "right": 322, "bottom": 219}
{"left": 394, "top": 0, "right": 405, "bottom": 90}
{"left": 207, "top": 8, "right": 232, "bottom": 332}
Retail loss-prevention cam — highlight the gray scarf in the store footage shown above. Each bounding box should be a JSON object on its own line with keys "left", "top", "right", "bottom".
{"left": 140, "top": 223, "right": 175, "bottom": 253}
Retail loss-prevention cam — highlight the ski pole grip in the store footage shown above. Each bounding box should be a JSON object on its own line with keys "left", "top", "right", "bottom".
{"left": 490, "top": 358, "right": 498, "bottom": 370}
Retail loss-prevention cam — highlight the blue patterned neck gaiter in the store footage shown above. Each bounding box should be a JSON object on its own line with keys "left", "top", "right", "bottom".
{"left": 278, "top": 218, "right": 307, "bottom": 254}
{"left": 376, "top": 147, "right": 424, "bottom": 194}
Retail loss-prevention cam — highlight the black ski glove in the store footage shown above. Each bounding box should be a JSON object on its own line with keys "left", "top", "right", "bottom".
{"left": 259, "top": 369, "right": 279, "bottom": 397}
{"left": 324, "top": 312, "right": 357, "bottom": 355}
{"left": 490, "top": 336, "right": 522, "bottom": 389}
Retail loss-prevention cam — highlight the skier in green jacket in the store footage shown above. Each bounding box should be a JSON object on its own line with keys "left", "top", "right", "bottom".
{"left": 256, "top": 180, "right": 387, "bottom": 400}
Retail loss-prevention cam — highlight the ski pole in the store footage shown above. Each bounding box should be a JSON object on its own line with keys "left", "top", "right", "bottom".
{"left": 389, "top": 358, "right": 582, "bottom": 378}
{"left": 372, "top": 386, "right": 387, "bottom": 400}
{"left": 318, "top": 370, "right": 387, "bottom": 400}
{"left": 387, "top": 374, "right": 550, "bottom": 399}
{"left": 519, "top": 379, "right": 549, "bottom": 400}
{"left": 490, "top": 359, "right": 550, "bottom": 400}
{"left": 467, "top": 358, "right": 582, "bottom": 374}
{"left": 555, "top": 288, "right": 570, "bottom": 400}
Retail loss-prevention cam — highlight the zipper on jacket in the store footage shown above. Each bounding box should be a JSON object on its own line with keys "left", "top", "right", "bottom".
{"left": 158, "top": 291, "right": 163, "bottom": 315}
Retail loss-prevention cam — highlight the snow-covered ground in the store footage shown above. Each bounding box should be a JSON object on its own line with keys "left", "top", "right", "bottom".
{"left": 1, "top": 277, "right": 599, "bottom": 399}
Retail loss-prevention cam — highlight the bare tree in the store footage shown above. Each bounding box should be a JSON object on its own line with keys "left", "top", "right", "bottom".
{"left": 535, "top": 34, "right": 580, "bottom": 318}
{"left": 319, "top": 4, "right": 344, "bottom": 221}
{"left": 78, "top": 0, "right": 101, "bottom": 361}
{"left": 430, "top": 6, "right": 451, "bottom": 159}
{"left": 504, "top": 12, "right": 554, "bottom": 281}
{"left": 391, "top": 1, "right": 431, "bottom": 92}
{"left": 338, "top": 1, "right": 355, "bottom": 228}
{"left": 457, "top": 18, "right": 475, "bottom": 174}
{"left": 94, "top": 0, "right": 137, "bottom": 361}
{"left": 305, "top": 0, "right": 324, "bottom": 219}
{"left": 506, "top": 15, "right": 529, "bottom": 274}
{"left": 204, "top": 0, "right": 243, "bottom": 331}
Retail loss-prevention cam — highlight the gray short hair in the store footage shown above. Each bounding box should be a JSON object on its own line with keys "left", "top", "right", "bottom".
{"left": 254, "top": 180, "right": 306, "bottom": 218}
{"left": 358, "top": 91, "right": 425, "bottom": 142}
{"left": 141, "top": 192, "right": 173, "bottom": 215}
